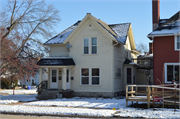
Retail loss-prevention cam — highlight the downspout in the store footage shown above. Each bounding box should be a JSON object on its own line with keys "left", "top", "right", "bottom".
{"left": 111, "top": 40, "right": 116, "bottom": 96}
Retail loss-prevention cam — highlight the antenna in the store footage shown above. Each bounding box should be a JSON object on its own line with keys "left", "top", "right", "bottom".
{"left": 66, "top": 43, "right": 72, "bottom": 52}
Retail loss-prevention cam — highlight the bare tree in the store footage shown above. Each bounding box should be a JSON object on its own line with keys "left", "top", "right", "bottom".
{"left": 0, "top": 0, "right": 60, "bottom": 81}
{"left": 1, "top": 0, "right": 60, "bottom": 55}
{"left": 136, "top": 42, "right": 148, "bottom": 54}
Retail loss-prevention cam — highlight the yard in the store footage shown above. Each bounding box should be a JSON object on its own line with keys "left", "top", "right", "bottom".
{"left": 0, "top": 89, "right": 180, "bottom": 118}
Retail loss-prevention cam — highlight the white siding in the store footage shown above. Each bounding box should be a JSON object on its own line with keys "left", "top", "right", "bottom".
{"left": 50, "top": 45, "right": 69, "bottom": 57}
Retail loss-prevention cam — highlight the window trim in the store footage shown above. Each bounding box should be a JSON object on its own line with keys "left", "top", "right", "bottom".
{"left": 164, "top": 63, "right": 180, "bottom": 83}
{"left": 174, "top": 35, "right": 180, "bottom": 51}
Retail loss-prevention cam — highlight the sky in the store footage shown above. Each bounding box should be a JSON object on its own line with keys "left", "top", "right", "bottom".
{"left": 1, "top": 0, "right": 180, "bottom": 50}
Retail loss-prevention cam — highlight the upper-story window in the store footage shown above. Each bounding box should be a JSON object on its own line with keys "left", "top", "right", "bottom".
{"left": 91, "top": 37, "right": 97, "bottom": 54}
{"left": 175, "top": 35, "right": 180, "bottom": 50}
{"left": 84, "top": 38, "right": 89, "bottom": 54}
{"left": 83, "top": 37, "right": 97, "bottom": 54}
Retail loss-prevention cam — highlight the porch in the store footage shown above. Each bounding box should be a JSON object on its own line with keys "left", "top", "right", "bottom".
{"left": 37, "top": 57, "right": 75, "bottom": 99}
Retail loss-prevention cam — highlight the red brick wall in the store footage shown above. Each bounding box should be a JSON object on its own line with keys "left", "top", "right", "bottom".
{"left": 153, "top": 36, "right": 179, "bottom": 85}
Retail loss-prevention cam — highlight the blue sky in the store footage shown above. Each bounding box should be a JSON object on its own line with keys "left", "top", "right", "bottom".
{"left": 1, "top": 0, "right": 179, "bottom": 49}
{"left": 44, "top": 0, "right": 179, "bottom": 48}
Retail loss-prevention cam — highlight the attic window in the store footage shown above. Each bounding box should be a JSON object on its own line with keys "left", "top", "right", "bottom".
{"left": 89, "top": 24, "right": 91, "bottom": 27}
{"left": 60, "top": 35, "right": 63, "bottom": 38}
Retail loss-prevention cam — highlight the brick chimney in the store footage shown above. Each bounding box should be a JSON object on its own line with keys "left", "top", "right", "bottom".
{"left": 149, "top": 43, "right": 153, "bottom": 54}
{"left": 152, "top": 0, "right": 160, "bottom": 30}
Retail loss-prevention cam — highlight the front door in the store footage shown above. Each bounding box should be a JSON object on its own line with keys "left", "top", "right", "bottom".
{"left": 66, "top": 69, "right": 70, "bottom": 89}
{"left": 50, "top": 69, "right": 58, "bottom": 89}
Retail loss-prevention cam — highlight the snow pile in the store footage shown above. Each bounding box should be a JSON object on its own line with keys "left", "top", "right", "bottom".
{"left": 0, "top": 94, "right": 37, "bottom": 102}
{"left": 0, "top": 89, "right": 37, "bottom": 94}
{"left": 0, "top": 100, "right": 18, "bottom": 104}
{"left": 114, "top": 108, "right": 180, "bottom": 118}
{"left": 24, "top": 97, "right": 126, "bottom": 109}
{"left": 0, "top": 105, "right": 115, "bottom": 117}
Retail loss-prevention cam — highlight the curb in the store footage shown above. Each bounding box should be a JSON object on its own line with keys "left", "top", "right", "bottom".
{"left": 0, "top": 111, "right": 115, "bottom": 118}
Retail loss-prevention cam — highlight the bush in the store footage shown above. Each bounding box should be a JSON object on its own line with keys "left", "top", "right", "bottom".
{"left": 1, "top": 76, "right": 18, "bottom": 89}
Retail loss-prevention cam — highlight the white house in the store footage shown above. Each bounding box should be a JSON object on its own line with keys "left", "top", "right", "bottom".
{"left": 20, "top": 69, "right": 48, "bottom": 86}
{"left": 37, "top": 13, "right": 139, "bottom": 98}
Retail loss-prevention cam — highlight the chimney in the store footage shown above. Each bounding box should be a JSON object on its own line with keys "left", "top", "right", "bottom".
{"left": 149, "top": 43, "right": 153, "bottom": 54}
{"left": 152, "top": 0, "right": 160, "bottom": 30}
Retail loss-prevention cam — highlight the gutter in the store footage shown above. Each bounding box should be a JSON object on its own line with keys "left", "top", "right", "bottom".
{"left": 147, "top": 33, "right": 176, "bottom": 40}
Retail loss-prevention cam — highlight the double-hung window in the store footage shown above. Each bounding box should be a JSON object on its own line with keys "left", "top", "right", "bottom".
{"left": 81, "top": 68, "right": 89, "bottom": 85}
{"left": 84, "top": 38, "right": 89, "bottom": 54}
{"left": 115, "top": 68, "right": 121, "bottom": 78}
{"left": 165, "top": 63, "right": 179, "bottom": 83}
{"left": 92, "top": 68, "right": 100, "bottom": 85}
{"left": 83, "top": 37, "right": 97, "bottom": 54}
{"left": 175, "top": 35, "right": 180, "bottom": 50}
{"left": 91, "top": 37, "right": 97, "bottom": 54}
{"left": 81, "top": 68, "right": 100, "bottom": 85}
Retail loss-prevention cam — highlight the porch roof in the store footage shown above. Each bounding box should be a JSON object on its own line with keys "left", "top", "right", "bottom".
{"left": 37, "top": 57, "right": 75, "bottom": 66}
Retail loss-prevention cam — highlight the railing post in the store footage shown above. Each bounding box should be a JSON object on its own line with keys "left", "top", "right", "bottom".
{"left": 147, "top": 86, "right": 151, "bottom": 109}
{"left": 131, "top": 86, "right": 133, "bottom": 105}
{"left": 126, "top": 86, "right": 128, "bottom": 107}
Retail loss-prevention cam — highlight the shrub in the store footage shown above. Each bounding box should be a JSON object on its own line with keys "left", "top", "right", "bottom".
{"left": 1, "top": 76, "right": 18, "bottom": 89}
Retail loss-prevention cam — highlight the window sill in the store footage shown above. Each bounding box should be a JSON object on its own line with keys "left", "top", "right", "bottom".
{"left": 82, "top": 54, "right": 99, "bottom": 56}
{"left": 115, "top": 77, "right": 121, "bottom": 79}
{"left": 174, "top": 49, "right": 180, "bottom": 51}
{"left": 80, "top": 84, "right": 101, "bottom": 86}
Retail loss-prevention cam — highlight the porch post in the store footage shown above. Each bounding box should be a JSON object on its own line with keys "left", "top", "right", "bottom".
{"left": 62, "top": 67, "right": 67, "bottom": 90}
{"left": 39, "top": 68, "right": 43, "bottom": 83}
{"left": 69, "top": 68, "right": 71, "bottom": 89}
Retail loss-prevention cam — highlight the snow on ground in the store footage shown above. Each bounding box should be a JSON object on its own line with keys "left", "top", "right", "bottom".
{"left": 0, "top": 105, "right": 115, "bottom": 117}
{"left": 0, "top": 89, "right": 37, "bottom": 94}
{"left": 0, "top": 94, "right": 37, "bottom": 104}
{"left": 23, "top": 97, "right": 126, "bottom": 109}
{"left": 0, "top": 100, "right": 18, "bottom": 104}
{"left": 0, "top": 94, "right": 180, "bottom": 118}
{"left": 114, "top": 108, "right": 180, "bottom": 118}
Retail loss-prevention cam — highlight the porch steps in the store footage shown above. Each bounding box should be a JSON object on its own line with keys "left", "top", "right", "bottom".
{"left": 37, "top": 89, "right": 63, "bottom": 100}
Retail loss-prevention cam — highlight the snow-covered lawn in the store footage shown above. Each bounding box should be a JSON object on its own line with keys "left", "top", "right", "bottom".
{"left": 0, "top": 89, "right": 37, "bottom": 95}
{"left": 0, "top": 105, "right": 115, "bottom": 117}
{"left": 114, "top": 108, "right": 180, "bottom": 118}
{"left": 0, "top": 94, "right": 37, "bottom": 104}
{"left": 0, "top": 94, "right": 180, "bottom": 118}
{"left": 23, "top": 97, "right": 126, "bottom": 109}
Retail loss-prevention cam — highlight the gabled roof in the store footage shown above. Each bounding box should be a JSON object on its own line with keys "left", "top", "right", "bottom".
{"left": 44, "top": 14, "right": 131, "bottom": 45}
{"left": 148, "top": 11, "right": 180, "bottom": 37}
{"left": 44, "top": 21, "right": 81, "bottom": 45}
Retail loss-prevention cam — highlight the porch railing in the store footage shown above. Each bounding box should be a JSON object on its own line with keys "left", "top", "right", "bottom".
{"left": 36, "top": 80, "right": 48, "bottom": 95}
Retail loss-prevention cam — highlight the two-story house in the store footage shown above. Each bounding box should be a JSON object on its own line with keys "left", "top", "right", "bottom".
{"left": 148, "top": 0, "right": 180, "bottom": 85}
{"left": 37, "top": 13, "right": 139, "bottom": 99}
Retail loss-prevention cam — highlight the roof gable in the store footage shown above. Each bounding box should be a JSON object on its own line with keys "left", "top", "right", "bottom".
{"left": 44, "top": 13, "right": 132, "bottom": 45}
